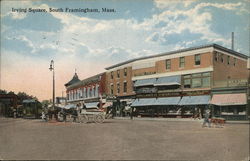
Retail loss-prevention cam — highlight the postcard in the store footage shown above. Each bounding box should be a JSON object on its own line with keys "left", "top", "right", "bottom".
{"left": 0, "top": 0, "right": 249, "bottom": 160}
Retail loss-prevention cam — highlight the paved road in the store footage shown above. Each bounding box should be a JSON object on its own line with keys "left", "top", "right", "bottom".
{"left": 0, "top": 117, "right": 249, "bottom": 161}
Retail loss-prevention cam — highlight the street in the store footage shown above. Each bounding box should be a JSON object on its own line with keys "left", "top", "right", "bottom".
{"left": 0, "top": 117, "right": 249, "bottom": 161}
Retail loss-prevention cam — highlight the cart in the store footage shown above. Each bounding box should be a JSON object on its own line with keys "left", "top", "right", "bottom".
{"left": 79, "top": 108, "right": 105, "bottom": 123}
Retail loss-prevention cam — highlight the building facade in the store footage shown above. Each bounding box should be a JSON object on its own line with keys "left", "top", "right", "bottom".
{"left": 65, "top": 72, "right": 107, "bottom": 108}
{"left": 104, "top": 44, "right": 249, "bottom": 120}
{"left": 65, "top": 44, "right": 249, "bottom": 120}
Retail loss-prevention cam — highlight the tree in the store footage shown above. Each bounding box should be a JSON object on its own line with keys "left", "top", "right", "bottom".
{"left": 8, "top": 91, "right": 15, "bottom": 95}
{"left": 0, "top": 89, "right": 7, "bottom": 94}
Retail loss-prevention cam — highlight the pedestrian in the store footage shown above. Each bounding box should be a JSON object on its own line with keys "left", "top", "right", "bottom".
{"left": 202, "top": 110, "right": 211, "bottom": 128}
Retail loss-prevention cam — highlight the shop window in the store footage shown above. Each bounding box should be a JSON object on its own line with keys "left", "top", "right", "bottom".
{"left": 233, "top": 58, "right": 236, "bottom": 66}
{"left": 195, "top": 54, "right": 201, "bottom": 65}
{"left": 123, "top": 82, "right": 127, "bottom": 93}
{"left": 192, "top": 78, "right": 202, "bottom": 88}
{"left": 111, "top": 72, "right": 113, "bottom": 79}
{"left": 227, "top": 56, "right": 230, "bottom": 65}
{"left": 117, "top": 83, "right": 120, "bottom": 94}
{"left": 110, "top": 84, "right": 113, "bottom": 95}
{"left": 166, "top": 59, "right": 171, "bottom": 70}
{"left": 202, "top": 77, "right": 210, "bottom": 87}
{"left": 117, "top": 70, "right": 120, "bottom": 78}
{"left": 179, "top": 57, "right": 185, "bottom": 68}
{"left": 184, "top": 79, "right": 191, "bottom": 88}
{"left": 124, "top": 68, "right": 127, "bottom": 77}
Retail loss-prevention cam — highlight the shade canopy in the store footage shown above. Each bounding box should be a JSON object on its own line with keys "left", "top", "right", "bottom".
{"left": 210, "top": 93, "right": 247, "bottom": 106}
{"left": 179, "top": 95, "right": 210, "bottom": 105}
{"left": 84, "top": 102, "right": 99, "bottom": 108}
{"left": 154, "top": 76, "right": 181, "bottom": 86}
{"left": 131, "top": 98, "right": 157, "bottom": 107}
{"left": 155, "top": 97, "right": 181, "bottom": 105}
{"left": 134, "top": 78, "right": 155, "bottom": 87}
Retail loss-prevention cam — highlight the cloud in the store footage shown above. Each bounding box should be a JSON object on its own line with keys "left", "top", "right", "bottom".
{"left": 154, "top": 0, "right": 197, "bottom": 9}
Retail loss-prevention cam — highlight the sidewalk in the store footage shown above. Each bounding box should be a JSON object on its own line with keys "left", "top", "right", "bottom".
{"left": 114, "top": 117, "right": 250, "bottom": 124}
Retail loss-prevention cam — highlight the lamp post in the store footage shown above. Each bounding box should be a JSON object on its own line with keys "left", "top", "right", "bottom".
{"left": 49, "top": 60, "right": 55, "bottom": 111}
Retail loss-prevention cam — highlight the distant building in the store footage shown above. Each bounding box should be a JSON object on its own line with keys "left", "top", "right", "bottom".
{"left": 65, "top": 72, "right": 108, "bottom": 109}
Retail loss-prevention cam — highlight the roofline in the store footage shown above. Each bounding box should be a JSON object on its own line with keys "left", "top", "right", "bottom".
{"left": 67, "top": 72, "right": 105, "bottom": 90}
{"left": 105, "top": 44, "right": 248, "bottom": 70}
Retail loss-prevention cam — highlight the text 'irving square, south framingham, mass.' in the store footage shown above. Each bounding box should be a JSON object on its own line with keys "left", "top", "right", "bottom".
{"left": 11, "top": 7, "right": 116, "bottom": 13}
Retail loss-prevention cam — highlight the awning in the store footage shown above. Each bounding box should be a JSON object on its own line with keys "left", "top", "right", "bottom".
{"left": 179, "top": 95, "right": 210, "bottom": 105}
{"left": 134, "top": 78, "right": 155, "bottom": 87}
{"left": 155, "top": 97, "right": 181, "bottom": 105}
{"left": 102, "top": 102, "right": 113, "bottom": 108}
{"left": 210, "top": 93, "right": 247, "bottom": 106}
{"left": 63, "top": 104, "right": 76, "bottom": 109}
{"left": 84, "top": 102, "right": 99, "bottom": 108}
{"left": 154, "top": 76, "right": 181, "bottom": 86}
{"left": 131, "top": 98, "right": 157, "bottom": 107}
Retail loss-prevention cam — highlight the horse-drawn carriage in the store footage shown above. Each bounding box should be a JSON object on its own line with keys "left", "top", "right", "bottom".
{"left": 56, "top": 103, "right": 108, "bottom": 123}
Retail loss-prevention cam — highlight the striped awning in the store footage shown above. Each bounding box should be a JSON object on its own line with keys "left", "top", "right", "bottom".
{"left": 154, "top": 76, "right": 181, "bottom": 86}
{"left": 179, "top": 95, "right": 210, "bottom": 105}
{"left": 84, "top": 102, "right": 99, "bottom": 108}
{"left": 155, "top": 97, "right": 181, "bottom": 105}
{"left": 210, "top": 93, "right": 247, "bottom": 106}
{"left": 131, "top": 98, "right": 157, "bottom": 107}
{"left": 134, "top": 78, "right": 155, "bottom": 87}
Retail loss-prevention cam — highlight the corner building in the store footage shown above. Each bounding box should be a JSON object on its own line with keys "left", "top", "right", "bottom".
{"left": 105, "top": 44, "right": 249, "bottom": 120}
{"left": 65, "top": 72, "right": 108, "bottom": 108}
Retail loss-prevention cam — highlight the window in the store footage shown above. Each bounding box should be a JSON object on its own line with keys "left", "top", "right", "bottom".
{"left": 179, "top": 57, "right": 185, "bottom": 68}
{"left": 183, "top": 72, "right": 211, "bottom": 88}
{"left": 184, "top": 79, "right": 191, "bottom": 88}
{"left": 233, "top": 58, "right": 236, "bottom": 66}
{"left": 227, "top": 56, "right": 230, "bottom": 65}
{"left": 192, "top": 78, "right": 202, "bottom": 88}
{"left": 214, "top": 52, "right": 219, "bottom": 61}
{"left": 123, "top": 82, "right": 127, "bottom": 93}
{"left": 110, "top": 84, "right": 114, "bottom": 95}
{"left": 117, "top": 83, "right": 120, "bottom": 94}
{"left": 195, "top": 54, "right": 201, "bottom": 65}
{"left": 166, "top": 59, "right": 171, "bottom": 70}
{"left": 202, "top": 77, "right": 210, "bottom": 87}
{"left": 117, "top": 70, "right": 120, "bottom": 78}
{"left": 220, "top": 54, "right": 224, "bottom": 63}
{"left": 124, "top": 68, "right": 127, "bottom": 76}
{"left": 111, "top": 72, "right": 113, "bottom": 79}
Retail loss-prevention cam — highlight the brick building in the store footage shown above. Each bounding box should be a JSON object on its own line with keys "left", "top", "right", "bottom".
{"left": 65, "top": 72, "right": 108, "bottom": 108}
{"left": 105, "top": 44, "right": 249, "bottom": 120}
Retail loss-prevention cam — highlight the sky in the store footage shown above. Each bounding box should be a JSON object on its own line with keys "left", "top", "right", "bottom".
{"left": 0, "top": 0, "right": 249, "bottom": 101}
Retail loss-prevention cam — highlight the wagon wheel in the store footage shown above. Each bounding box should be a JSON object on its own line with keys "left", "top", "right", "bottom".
{"left": 80, "top": 114, "right": 88, "bottom": 124}
{"left": 94, "top": 114, "right": 105, "bottom": 123}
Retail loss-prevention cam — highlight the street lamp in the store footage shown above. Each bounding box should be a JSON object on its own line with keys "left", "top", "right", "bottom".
{"left": 49, "top": 60, "right": 55, "bottom": 111}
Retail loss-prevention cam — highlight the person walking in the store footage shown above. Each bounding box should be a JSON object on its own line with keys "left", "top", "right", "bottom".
{"left": 202, "top": 110, "right": 211, "bottom": 128}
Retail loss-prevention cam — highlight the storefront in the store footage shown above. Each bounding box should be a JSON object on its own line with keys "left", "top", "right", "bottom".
{"left": 210, "top": 93, "right": 248, "bottom": 120}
